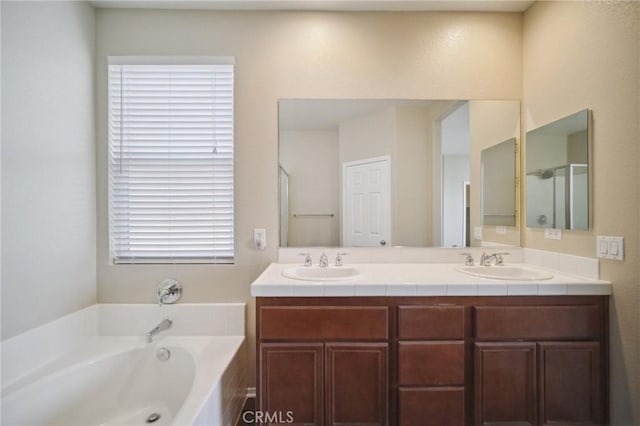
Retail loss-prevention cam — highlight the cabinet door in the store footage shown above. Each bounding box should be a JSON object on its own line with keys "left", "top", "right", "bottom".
{"left": 474, "top": 342, "right": 537, "bottom": 426}
{"left": 325, "top": 342, "right": 388, "bottom": 426}
{"left": 539, "top": 342, "right": 602, "bottom": 426}
{"left": 260, "top": 343, "right": 323, "bottom": 426}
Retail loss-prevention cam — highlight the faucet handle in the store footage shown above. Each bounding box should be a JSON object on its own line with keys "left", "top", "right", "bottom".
{"left": 335, "top": 252, "right": 348, "bottom": 267}
{"left": 157, "top": 279, "right": 182, "bottom": 305}
{"left": 298, "top": 252, "right": 312, "bottom": 266}
{"left": 460, "top": 252, "right": 475, "bottom": 266}
{"left": 494, "top": 252, "right": 510, "bottom": 266}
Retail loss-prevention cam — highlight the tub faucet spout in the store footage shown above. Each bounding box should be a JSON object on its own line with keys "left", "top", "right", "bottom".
{"left": 146, "top": 318, "right": 173, "bottom": 343}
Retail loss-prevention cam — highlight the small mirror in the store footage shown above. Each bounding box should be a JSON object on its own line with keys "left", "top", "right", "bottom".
{"left": 482, "top": 137, "right": 517, "bottom": 227}
{"left": 526, "top": 109, "right": 590, "bottom": 230}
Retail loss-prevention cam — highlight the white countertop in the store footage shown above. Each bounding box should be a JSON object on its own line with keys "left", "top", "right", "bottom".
{"left": 251, "top": 262, "right": 611, "bottom": 297}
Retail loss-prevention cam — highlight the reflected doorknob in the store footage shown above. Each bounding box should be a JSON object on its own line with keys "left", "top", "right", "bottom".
{"left": 380, "top": 240, "right": 386, "bottom": 246}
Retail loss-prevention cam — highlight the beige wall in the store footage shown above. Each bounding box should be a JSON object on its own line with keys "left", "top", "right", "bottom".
{"left": 279, "top": 130, "right": 340, "bottom": 246}
{"left": 523, "top": 1, "right": 640, "bottom": 423}
{"left": 1, "top": 1, "right": 96, "bottom": 339}
{"left": 95, "top": 9, "right": 522, "bottom": 384}
{"left": 395, "top": 106, "right": 432, "bottom": 246}
{"left": 339, "top": 107, "right": 396, "bottom": 165}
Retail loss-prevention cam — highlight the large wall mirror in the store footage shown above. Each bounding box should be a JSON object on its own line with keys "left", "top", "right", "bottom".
{"left": 526, "top": 109, "right": 590, "bottom": 230}
{"left": 279, "top": 99, "right": 521, "bottom": 248}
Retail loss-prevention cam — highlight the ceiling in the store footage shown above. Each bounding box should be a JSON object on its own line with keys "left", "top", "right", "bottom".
{"left": 90, "top": 0, "right": 535, "bottom": 12}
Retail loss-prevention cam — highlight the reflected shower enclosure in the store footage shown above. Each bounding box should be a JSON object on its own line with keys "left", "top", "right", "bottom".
{"left": 526, "top": 109, "right": 590, "bottom": 230}
{"left": 526, "top": 164, "right": 588, "bottom": 229}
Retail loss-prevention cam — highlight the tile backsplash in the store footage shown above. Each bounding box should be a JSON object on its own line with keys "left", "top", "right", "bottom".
{"left": 279, "top": 247, "right": 525, "bottom": 264}
{"left": 523, "top": 248, "right": 599, "bottom": 280}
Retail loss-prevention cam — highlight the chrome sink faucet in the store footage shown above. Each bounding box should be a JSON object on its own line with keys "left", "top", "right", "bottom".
{"left": 480, "top": 252, "right": 510, "bottom": 266}
{"left": 335, "top": 252, "right": 348, "bottom": 267}
{"left": 460, "top": 252, "right": 475, "bottom": 266}
{"left": 146, "top": 318, "right": 172, "bottom": 343}
{"left": 299, "top": 252, "right": 312, "bottom": 266}
{"left": 319, "top": 253, "right": 329, "bottom": 268}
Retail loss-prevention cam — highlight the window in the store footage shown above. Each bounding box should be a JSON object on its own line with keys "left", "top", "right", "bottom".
{"left": 108, "top": 58, "right": 234, "bottom": 264}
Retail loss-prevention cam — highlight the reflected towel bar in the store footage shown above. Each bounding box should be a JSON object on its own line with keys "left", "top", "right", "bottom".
{"left": 293, "top": 213, "right": 335, "bottom": 218}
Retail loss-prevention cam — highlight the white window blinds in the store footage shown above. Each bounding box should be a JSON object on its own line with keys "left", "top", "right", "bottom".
{"left": 108, "top": 62, "right": 234, "bottom": 264}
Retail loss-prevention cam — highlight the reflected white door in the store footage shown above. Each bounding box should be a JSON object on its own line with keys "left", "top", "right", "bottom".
{"left": 343, "top": 156, "right": 391, "bottom": 247}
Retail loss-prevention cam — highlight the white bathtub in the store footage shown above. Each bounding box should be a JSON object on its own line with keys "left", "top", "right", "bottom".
{"left": 2, "top": 306, "right": 247, "bottom": 426}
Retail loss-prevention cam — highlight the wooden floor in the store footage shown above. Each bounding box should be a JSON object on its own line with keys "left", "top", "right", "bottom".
{"left": 236, "top": 397, "right": 255, "bottom": 426}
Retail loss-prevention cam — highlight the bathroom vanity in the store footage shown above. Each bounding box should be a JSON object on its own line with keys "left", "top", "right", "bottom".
{"left": 253, "top": 262, "right": 610, "bottom": 426}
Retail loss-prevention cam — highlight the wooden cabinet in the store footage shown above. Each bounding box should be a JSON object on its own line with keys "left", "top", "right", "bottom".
{"left": 258, "top": 303, "right": 389, "bottom": 426}
{"left": 259, "top": 342, "right": 389, "bottom": 426}
{"left": 256, "top": 297, "right": 608, "bottom": 426}
{"left": 474, "top": 305, "right": 606, "bottom": 426}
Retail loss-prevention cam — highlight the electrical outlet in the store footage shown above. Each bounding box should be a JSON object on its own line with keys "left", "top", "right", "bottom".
{"left": 496, "top": 226, "right": 507, "bottom": 235}
{"left": 544, "top": 228, "right": 562, "bottom": 240}
{"left": 254, "top": 228, "right": 266, "bottom": 250}
{"left": 596, "top": 236, "right": 624, "bottom": 260}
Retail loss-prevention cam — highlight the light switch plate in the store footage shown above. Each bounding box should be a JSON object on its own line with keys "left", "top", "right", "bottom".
{"left": 596, "top": 236, "right": 624, "bottom": 260}
{"left": 474, "top": 226, "right": 483, "bottom": 241}
{"left": 254, "top": 228, "right": 266, "bottom": 250}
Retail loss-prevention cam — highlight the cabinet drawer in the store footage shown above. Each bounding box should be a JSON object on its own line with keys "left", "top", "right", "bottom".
{"left": 474, "top": 305, "right": 602, "bottom": 340}
{"left": 398, "top": 305, "right": 464, "bottom": 339}
{"left": 259, "top": 306, "right": 388, "bottom": 340}
{"left": 399, "top": 387, "right": 465, "bottom": 426}
{"left": 398, "top": 341, "right": 465, "bottom": 385}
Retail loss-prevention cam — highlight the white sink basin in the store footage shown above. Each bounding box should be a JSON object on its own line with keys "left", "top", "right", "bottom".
{"left": 282, "top": 266, "right": 360, "bottom": 281}
{"left": 457, "top": 266, "right": 553, "bottom": 281}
